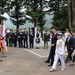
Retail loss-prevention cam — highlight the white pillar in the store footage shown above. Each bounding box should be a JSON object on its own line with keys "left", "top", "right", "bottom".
{"left": 34, "top": 27, "right": 37, "bottom": 38}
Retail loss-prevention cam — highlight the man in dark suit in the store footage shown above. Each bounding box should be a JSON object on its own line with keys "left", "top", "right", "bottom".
{"left": 22, "top": 29, "right": 28, "bottom": 48}
{"left": 6, "top": 31, "right": 9, "bottom": 47}
{"left": 70, "top": 31, "right": 75, "bottom": 65}
{"left": 45, "top": 27, "right": 58, "bottom": 66}
{"left": 65, "top": 31, "right": 74, "bottom": 63}
{"left": 29, "top": 31, "right": 34, "bottom": 48}
{"left": 17, "top": 29, "right": 23, "bottom": 48}
{"left": 12, "top": 30, "right": 17, "bottom": 47}
{"left": 9, "top": 30, "right": 13, "bottom": 47}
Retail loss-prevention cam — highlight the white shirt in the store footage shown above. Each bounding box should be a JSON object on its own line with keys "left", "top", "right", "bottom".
{"left": 55, "top": 39, "right": 65, "bottom": 55}
{"left": 64, "top": 32, "right": 68, "bottom": 41}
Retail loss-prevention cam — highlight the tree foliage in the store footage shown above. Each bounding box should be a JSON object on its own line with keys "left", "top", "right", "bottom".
{"left": 47, "top": 0, "right": 69, "bottom": 30}
{"left": 25, "top": 0, "right": 46, "bottom": 37}
{"left": 0, "top": 0, "right": 10, "bottom": 21}
{"left": 10, "top": 0, "right": 26, "bottom": 32}
{"left": 52, "top": 8, "right": 69, "bottom": 30}
{"left": 0, "top": 0, "right": 72, "bottom": 32}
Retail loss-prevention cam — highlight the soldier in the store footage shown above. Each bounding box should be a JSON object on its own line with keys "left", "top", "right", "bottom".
{"left": 17, "top": 29, "right": 23, "bottom": 48}
{"left": 22, "top": 29, "right": 28, "bottom": 48}
{"left": 50, "top": 33, "right": 65, "bottom": 72}
{"left": 9, "top": 29, "right": 13, "bottom": 47}
{"left": 29, "top": 31, "right": 34, "bottom": 48}
{"left": 12, "top": 30, "right": 17, "bottom": 47}
{"left": 6, "top": 29, "right": 10, "bottom": 47}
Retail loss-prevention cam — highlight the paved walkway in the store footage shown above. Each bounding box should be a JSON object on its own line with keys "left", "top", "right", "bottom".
{"left": 0, "top": 47, "right": 75, "bottom": 75}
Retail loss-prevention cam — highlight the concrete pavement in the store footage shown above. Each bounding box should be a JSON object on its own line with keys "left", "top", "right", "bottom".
{"left": 0, "top": 47, "right": 75, "bottom": 75}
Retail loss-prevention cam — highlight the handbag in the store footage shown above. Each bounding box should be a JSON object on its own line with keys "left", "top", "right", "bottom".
{"left": 35, "top": 38, "right": 40, "bottom": 44}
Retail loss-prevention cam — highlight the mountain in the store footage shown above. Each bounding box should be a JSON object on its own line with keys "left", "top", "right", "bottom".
{"left": 3, "top": 13, "right": 53, "bottom": 29}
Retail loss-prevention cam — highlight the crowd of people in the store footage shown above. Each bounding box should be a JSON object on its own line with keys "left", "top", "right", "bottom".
{"left": 1, "top": 20, "right": 75, "bottom": 72}
{"left": 5, "top": 29, "right": 51, "bottom": 49}
{"left": 44, "top": 27, "right": 75, "bottom": 72}
{"left": 5, "top": 29, "right": 35, "bottom": 49}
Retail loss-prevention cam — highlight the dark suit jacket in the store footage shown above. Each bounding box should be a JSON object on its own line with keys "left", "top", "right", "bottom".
{"left": 51, "top": 33, "right": 58, "bottom": 53}
{"left": 65, "top": 37, "right": 74, "bottom": 50}
{"left": 22, "top": 31, "right": 28, "bottom": 40}
{"left": 29, "top": 34, "right": 34, "bottom": 42}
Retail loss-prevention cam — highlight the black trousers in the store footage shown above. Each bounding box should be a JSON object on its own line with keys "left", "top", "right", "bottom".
{"left": 23, "top": 39, "right": 28, "bottom": 48}
{"left": 47, "top": 47, "right": 55, "bottom": 65}
{"left": 13, "top": 39, "right": 17, "bottom": 47}
{"left": 29, "top": 41, "right": 34, "bottom": 48}
{"left": 66, "top": 48, "right": 74, "bottom": 61}
{"left": 6, "top": 39, "right": 8, "bottom": 47}
{"left": 18, "top": 39, "right": 22, "bottom": 47}
{"left": 9, "top": 39, "right": 13, "bottom": 47}
{"left": 72, "top": 54, "right": 75, "bottom": 63}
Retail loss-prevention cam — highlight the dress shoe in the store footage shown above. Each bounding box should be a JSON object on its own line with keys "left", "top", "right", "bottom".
{"left": 48, "top": 64, "right": 52, "bottom": 66}
{"left": 0, "top": 59, "right": 3, "bottom": 62}
{"left": 45, "top": 61, "right": 49, "bottom": 63}
{"left": 49, "top": 69, "right": 56, "bottom": 72}
{"left": 61, "top": 68, "right": 65, "bottom": 71}
{"left": 1, "top": 55, "right": 6, "bottom": 58}
{"left": 70, "top": 62, "right": 74, "bottom": 66}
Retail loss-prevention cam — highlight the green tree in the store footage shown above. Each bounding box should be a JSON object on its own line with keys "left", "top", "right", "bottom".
{"left": 25, "top": 0, "right": 46, "bottom": 37}
{"left": 38, "top": 0, "right": 46, "bottom": 37}
{"left": 0, "top": 0, "right": 10, "bottom": 21}
{"left": 67, "top": 0, "right": 75, "bottom": 30}
{"left": 52, "top": 8, "right": 69, "bottom": 31}
{"left": 10, "top": 0, "right": 26, "bottom": 32}
{"left": 47, "top": 0, "right": 69, "bottom": 30}
{"left": 72, "top": 0, "right": 75, "bottom": 30}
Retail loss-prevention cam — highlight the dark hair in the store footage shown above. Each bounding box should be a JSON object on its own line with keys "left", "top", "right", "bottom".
{"left": 0, "top": 20, "right": 1, "bottom": 24}
{"left": 73, "top": 30, "right": 75, "bottom": 33}
{"left": 68, "top": 31, "right": 72, "bottom": 35}
{"left": 51, "top": 26, "right": 57, "bottom": 30}
{"left": 0, "top": 21, "right": 3, "bottom": 25}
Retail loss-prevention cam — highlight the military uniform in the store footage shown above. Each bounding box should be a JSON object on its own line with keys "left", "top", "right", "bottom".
{"left": 29, "top": 32, "right": 34, "bottom": 48}
{"left": 22, "top": 31, "right": 28, "bottom": 48}
{"left": 9, "top": 31, "right": 13, "bottom": 47}
{"left": 50, "top": 38, "right": 65, "bottom": 71}
{"left": 6, "top": 32, "right": 9, "bottom": 47}
{"left": 17, "top": 31, "right": 23, "bottom": 48}
{"left": 12, "top": 32, "right": 17, "bottom": 47}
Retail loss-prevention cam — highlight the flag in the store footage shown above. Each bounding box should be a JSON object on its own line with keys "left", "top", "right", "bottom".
{"left": 3, "top": 23, "right": 7, "bottom": 53}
